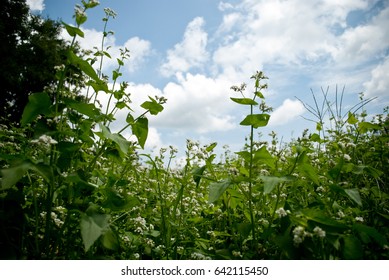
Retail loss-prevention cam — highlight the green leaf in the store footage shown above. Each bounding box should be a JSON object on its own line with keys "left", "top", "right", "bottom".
{"left": 1, "top": 161, "right": 54, "bottom": 190}
{"left": 230, "top": 97, "right": 258, "bottom": 106}
{"left": 21, "top": 92, "right": 52, "bottom": 126}
{"left": 100, "top": 124, "right": 130, "bottom": 156}
{"left": 297, "top": 152, "right": 320, "bottom": 185}
{"left": 240, "top": 114, "right": 270, "bottom": 128}
{"left": 358, "top": 122, "right": 381, "bottom": 133}
{"left": 206, "top": 142, "right": 217, "bottom": 152}
{"left": 302, "top": 209, "right": 348, "bottom": 229}
{"left": 1, "top": 161, "right": 32, "bottom": 190}
{"left": 140, "top": 97, "right": 164, "bottom": 115}
{"left": 343, "top": 236, "right": 363, "bottom": 259}
{"left": 101, "top": 229, "right": 119, "bottom": 250}
{"left": 87, "top": 80, "right": 109, "bottom": 93}
{"left": 235, "top": 151, "right": 251, "bottom": 162}
{"left": 344, "top": 188, "right": 362, "bottom": 207}
{"left": 192, "top": 166, "right": 206, "bottom": 189}
{"left": 208, "top": 179, "right": 232, "bottom": 203}
{"left": 254, "top": 146, "right": 275, "bottom": 169}
{"left": 80, "top": 211, "right": 110, "bottom": 252}
{"left": 254, "top": 91, "right": 264, "bottom": 99}
{"left": 347, "top": 112, "right": 358, "bottom": 125}
{"left": 260, "top": 176, "right": 291, "bottom": 194}
{"left": 310, "top": 133, "right": 321, "bottom": 142}
{"left": 131, "top": 117, "right": 148, "bottom": 149}
{"left": 62, "top": 22, "right": 84, "bottom": 38}
{"left": 353, "top": 224, "right": 388, "bottom": 246}
{"left": 67, "top": 99, "right": 101, "bottom": 119}
{"left": 68, "top": 50, "right": 99, "bottom": 81}
{"left": 316, "top": 122, "right": 322, "bottom": 131}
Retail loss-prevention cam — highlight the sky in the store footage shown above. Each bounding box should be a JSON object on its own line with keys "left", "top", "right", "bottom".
{"left": 27, "top": 0, "right": 389, "bottom": 162}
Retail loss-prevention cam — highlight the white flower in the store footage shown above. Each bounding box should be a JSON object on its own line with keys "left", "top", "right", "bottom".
{"left": 293, "top": 226, "right": 306, "bottom": 245}
{"left": 275, "top": 207, "right": 288, "bottom": 217}
{"left": 313, "top": 226, "right": 326, "bottom": 238}
{"left": 355, "top": 216, "right": 364, "bottom": 222}
{"left": 31, "top": 134, "right": 58, "bottom": 147}
{"left": 343, "top": 154, "right": 351, "bottom": 161}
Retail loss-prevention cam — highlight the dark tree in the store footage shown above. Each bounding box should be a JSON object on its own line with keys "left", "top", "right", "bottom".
{"left": 0, "top": 0, "right": 68, "bottom": 125}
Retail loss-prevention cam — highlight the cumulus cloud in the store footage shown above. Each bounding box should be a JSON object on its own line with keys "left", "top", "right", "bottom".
{"left": 26, "top": 0, "right": 45, "bottom": 11}
{"left": 363, "top": 58, "right": 389, "bottom": 99}
{"left": 152, "top": 73, "right": 236, "bottom": 133}
{"left": 331, "top": 6, "right": 389, "bottom": 66}
{"left": 269, "top": 99, "right": 306, "bottom": 126}
{"left": 61, "top": 28, "right": 152, "bottom": 74}
{"left": 160, "top": 17, "right": 209, "bottom": 77}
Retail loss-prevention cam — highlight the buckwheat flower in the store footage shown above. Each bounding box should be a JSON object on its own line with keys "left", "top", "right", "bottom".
{"left": 355, "top": 216, "right": 364, "bottom": 222}
{"left": 293, "top": 226, "right": 305, "bottom": 246}
{"left": 343, "top": 154, "right": 351, "bottom": 161}
{"left": 232, "top": 250, "right": 243, "bottom": 258}
{"left": 336, "top": 210, "right": 345, "bottom": 218}
{"left": 313, "top": 226, "right": 326, "bottom": 238}
{"left": 31, "top": 134, "right": 58, "bottom": 147}
{"left": 104, "top": 7, "right": 117, "bottom": 18}
{"left": 276, "top": 207, "right": 288, "bottom": 217}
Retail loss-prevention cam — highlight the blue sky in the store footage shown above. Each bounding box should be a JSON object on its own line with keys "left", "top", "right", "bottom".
{"left": 28, "top": 0, "right": 389, "bottom": 162}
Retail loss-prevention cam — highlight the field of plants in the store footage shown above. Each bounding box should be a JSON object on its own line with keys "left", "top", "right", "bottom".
{"left": 1, "top": 1, "right": 388, "bottom": 260}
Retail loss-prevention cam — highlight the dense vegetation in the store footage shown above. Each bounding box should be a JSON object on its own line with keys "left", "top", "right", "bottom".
{"left": 1, "top": 0, "right": 388, "bottom": 260}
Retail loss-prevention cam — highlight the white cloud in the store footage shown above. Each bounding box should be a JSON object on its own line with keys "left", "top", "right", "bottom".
{"left": 331, "top": 6, "right": 389, "bottom": 66}
{"left": 26, "top": 0, "right": 45, "bottom": 11}
{"left": 61, "top": 28, "right": 152, "bottom": 74}
{"left": 269, "top": 99, "right": 306, "bottom": 126}
{"left": 153, "top": 73, "right": 236, "bottom": 133}
{"left": 363, "top": 57, "right": 389, "bottom": 99}
{"left": 161, "top": 17, "right": 209, "bottom": 77}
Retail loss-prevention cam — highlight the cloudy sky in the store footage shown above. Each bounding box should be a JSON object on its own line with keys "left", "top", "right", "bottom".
{"left": 28, "top": 0, "right": 389, "bottom": 160}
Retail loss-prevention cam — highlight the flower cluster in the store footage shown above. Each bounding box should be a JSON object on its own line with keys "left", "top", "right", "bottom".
{"left": 30, "top": 134, "right": 58, "bottom": 148}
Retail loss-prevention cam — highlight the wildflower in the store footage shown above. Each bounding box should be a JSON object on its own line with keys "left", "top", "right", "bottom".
{"left": 337, "top": 210, "right": 345, "bottom": 218}
{"left": 104, "top": 7, "right": 117, "bottom": 18}
{"left": 316, "top": 186, "right": 325, "bottom": 192}
{"left": 293, "top": 226, "right": 306, "bottom": 246}
{"left": 355, "top": 216, "right": 364, "bottom": 222}
{"left": 343, "top": 154, "right": 351, "bottom": 161}
{"left": 313, "top": 226, "right": 326, "bottom": 238}
{"left": 232, "top": 250, "right": 243, "bottom": 258}
{"left": 275, "top": 207, "right": 288, "bottom": 217}
{"left": 133, "top": 253, "right": 140, "bottom": 259}
{"left": 31, "top": 134, "right": 58, "bottom": 147}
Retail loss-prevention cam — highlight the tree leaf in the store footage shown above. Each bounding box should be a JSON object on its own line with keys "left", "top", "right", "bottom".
{"left": 208, "top": 179, "right": 232, "bottom": 203}
{"left": 230, "top": 97, "right": 258, "bottom": 106}
{"left": 131, "top": 117, "right": 148, "bottom": 149}
{"left": 240, "top": 114, "right": 270, "bottom": 128}
{"left": 21, "top": 92, "right": 52, "bottom": 126}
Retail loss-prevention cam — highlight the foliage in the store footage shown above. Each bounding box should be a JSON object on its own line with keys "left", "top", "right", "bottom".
{"left": 0, "top": 1, "right": 388, "bottom": 260}
{"left": 0, "top": 0, "right": 81, "bottom": 125}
